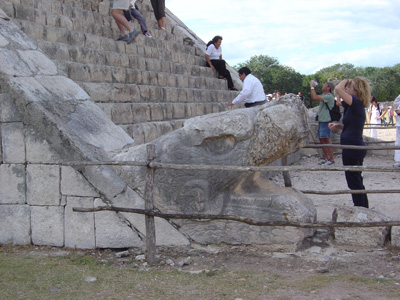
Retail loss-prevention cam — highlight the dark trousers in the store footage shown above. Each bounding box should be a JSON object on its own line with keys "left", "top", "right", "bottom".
{"left": 342, "top": 149, "right": 369, "bottom": 208}
{"left": 208, "top": 59, "right": 234, "bottom": 89}
{"left": 123, "top": 8, "right": 148, "bottom": 33}
{"left": 150, "top": 0, "right": 165, "bottom": 20}
{"left": 245, "top": 101, "right": 266, "bottom": 108}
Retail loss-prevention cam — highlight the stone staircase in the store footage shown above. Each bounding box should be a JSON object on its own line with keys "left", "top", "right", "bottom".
{"left": 0, "top": 0, "right": 239, "bottom": 144}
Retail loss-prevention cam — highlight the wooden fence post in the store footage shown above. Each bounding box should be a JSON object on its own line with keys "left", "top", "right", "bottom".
{"left": 144, "top": 144, "right": 156, "bottom": 264}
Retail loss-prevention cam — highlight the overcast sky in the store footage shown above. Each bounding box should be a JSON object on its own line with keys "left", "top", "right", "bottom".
{"left": 167, "top": 0, "right": 400, "bottom": 75}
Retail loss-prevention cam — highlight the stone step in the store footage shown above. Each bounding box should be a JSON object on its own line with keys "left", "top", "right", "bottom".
{"left": 7, "top": 1, "right": 191, "bottom": 55}
{"left": 36, "top": 39, "right": 217, "bottom": 81}
{"left": 15, "top": 18, "right": 205, "bottom": 67}
{"left": 96, "top": 101, "right": 228, "bottom": 126}
{"left": 121, "top": 119, "right": 187, "bottom": 144}
{"left": 54, "top": 60, "right": 227, "bottom": 91}
{"left": 77, "top": 81, "right": 236, "bottom": 103}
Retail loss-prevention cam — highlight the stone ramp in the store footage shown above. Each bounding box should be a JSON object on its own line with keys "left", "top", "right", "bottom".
{"left": 0, "top": 14, "right": 190, "bottom": 248}
{"left": 0, "top": 0, "right": 239, "bottom": 144}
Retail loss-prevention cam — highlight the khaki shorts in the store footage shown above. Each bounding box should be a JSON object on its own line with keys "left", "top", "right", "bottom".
{"left": 112, "top": 0, "right": 129, "bottom": 10}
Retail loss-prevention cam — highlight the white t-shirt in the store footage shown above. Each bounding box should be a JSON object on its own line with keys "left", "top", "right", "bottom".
{"left": 205, "top": 44, "right": 222, "bottom": 60}
{"left": 232, "top": 74, "right": 266, "bottom": 105}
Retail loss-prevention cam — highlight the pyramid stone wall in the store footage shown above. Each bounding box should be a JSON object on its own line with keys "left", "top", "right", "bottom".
{"left": 0, "top": 1, "right": 316, "bottom": 251}
{"left": 0, "top": 0, "right": 241, "bottom": 144}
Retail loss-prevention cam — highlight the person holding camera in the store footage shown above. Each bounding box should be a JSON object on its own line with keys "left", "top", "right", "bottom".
{"left": 329, "top": 77, "right": 371, "bottom": 208}
{"left": 310, "top": 81, "right": 336, "bottom": 165}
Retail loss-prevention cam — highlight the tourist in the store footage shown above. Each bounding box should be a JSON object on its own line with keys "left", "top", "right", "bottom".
{"left": 393, "top": 94, "right": 400, "bottom": 167}
{"left": 205, "top": 36, "right": 237, "bottom": 91}
{"left": 329, "top": 77, "right": 371, "bottom": 208}
{"left": 123, "top": 0, "right": 152, "bottom": 38}
{"left": 227, "top": 67, "right": 266, "bottom": 107}
{"left": 310, "top": 80, "right": 336, "bottom": 165}
{"left": 387, "top": 106, "right": 394, "bottom": 126}
{"left": 298, "top": 91, "right": 305, "bottom": 104}
{"left": 368, "top": 96, "right": 386, "bottom": 138}
{"left": 150, "top": 0, "right": 166, "bottom": 31}
{"left": 112, "top": 0, "right": 140, "bottom": 43}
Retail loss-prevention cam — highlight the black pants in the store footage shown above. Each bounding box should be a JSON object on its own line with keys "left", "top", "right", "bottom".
{"left": 150, "top": 0, "right": 165, "bottom": 20}
{"left": 342, "top": 148, "right": 369, "bottom": 208}
{"left": 208, "top": 59, "right": 234, "bottom": 89}
{"left": 245, "top": 101, "right": 266, "bottom": 108}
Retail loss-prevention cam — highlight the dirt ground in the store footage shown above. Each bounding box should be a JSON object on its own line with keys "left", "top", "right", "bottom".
{"left": 2, "top": 127, "right": 400, "bottom": 299}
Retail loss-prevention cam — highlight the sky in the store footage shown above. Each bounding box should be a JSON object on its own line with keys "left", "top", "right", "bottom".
{"left": 166, "top": 0, "right": 400, "bottom": 75}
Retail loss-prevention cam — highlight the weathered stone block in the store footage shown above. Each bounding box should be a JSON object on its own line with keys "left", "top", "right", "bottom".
{"left": 0, "top": 48, "right": 32, "bottom": 76}
{"left": 61, "top": 166, "right": 99, "bottom": 197}
{"left": 65, "top": 197, "right": 95, "bottom": 249}
{"left": 27, "top": 164, "right": 60, "bottom": 205}
{"left": 391, "top": 226, "right": 400, "bottom": 247}
{"left": 94, "top": 198, "right": 143, "bottom": 248}
{"left": 132, "top": 104, "right": 151, "bottom": 123}
{"left": 81, "top": 165, "right": 126, "bottom": 201}
{"left": 31, "top": 206, "right": 64, "bottom": 246}
{"left": 1, "top": 122, "right": 25, "bottom": 163}
{"left": 149, "top": 103, "right": 164, "bottom": 121}
{"left": 0, "top": 93, "right": 22, "bottom": 122}
{"left": 36, "top": 75, "right": 90, "bottom": 100}
{"left": 18, "top": 50, "right": 57, "bottom": 75}
{"left": 0, "top": 164, "right": 25, "bottom": 204}
{"left": 111, "top": 103, "right": 134, "bottom": 124}
{"left": 333, "top": 206, "right": 391, "bottom": 247}
{"left": 0, "top": 205, "right": 31, "bottom": 245}
{"left": 25, "top": 126, "right": 62, "bottom": 163}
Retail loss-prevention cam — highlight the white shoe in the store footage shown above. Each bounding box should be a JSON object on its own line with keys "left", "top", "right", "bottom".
{"left": 324, "top": 161, "right": 335, "bottom": 166}
{"left": 394, "top": 162, "right": 400, "bottom": 167}
{"left": 318, "top": 160, "right": 327, "bottom": 165}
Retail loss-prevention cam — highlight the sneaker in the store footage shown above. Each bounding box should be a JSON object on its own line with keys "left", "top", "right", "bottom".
{"left": 394, "top": 162, "right": 400, "bottom": 167}
{"left": 144, "top": 31, "right": 152, "bottom": 38}
{"left": 324, "top": 161, "right": 335, "bottom": 166}
{"left": 116, "top": 35, "right": 128, "bottom": 41}
{"left": 318, "top": 160, "right": 327, "bottom": 165}
{"left": 126, "top": 29, "right": 139, "bottom": 44}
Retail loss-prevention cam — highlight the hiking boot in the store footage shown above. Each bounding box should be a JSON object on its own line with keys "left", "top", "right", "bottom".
{"left": 127, "top": 29, "right": 139, "bottom": 44}
{"left": 116, "top": 35, "right": 128, "bottom": 41}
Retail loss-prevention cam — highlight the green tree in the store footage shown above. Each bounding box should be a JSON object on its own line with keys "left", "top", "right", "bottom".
{"left": 234, "top": 55, "right": 303, "bottom": 95}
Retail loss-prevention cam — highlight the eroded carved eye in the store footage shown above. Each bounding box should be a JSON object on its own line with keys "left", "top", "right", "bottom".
{"left": 202, "top": 135, "right": 236, "bottom": 154}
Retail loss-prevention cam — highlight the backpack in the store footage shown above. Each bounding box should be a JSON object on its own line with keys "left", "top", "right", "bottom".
{"left": 325, "top": 100, "right": 341, "bottom": 122}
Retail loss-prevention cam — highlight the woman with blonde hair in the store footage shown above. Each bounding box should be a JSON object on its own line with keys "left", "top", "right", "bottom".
{"left": 329, "top": 77, "right": 370, "bottom": 208}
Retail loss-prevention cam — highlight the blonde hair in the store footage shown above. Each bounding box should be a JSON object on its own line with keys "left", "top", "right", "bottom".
{"left": 352, "top": 77, "right": 371, "bottom": 108}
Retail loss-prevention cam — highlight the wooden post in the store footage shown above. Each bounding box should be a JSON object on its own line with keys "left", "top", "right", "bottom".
{"left": 144, "top": 144, "right": 156, "bottom": 264}
{"left": 281, "top": 156, "right": 292, "bottom": 187}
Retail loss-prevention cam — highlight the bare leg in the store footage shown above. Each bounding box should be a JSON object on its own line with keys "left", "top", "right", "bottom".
{"left": 112, "top": 9, "right": 133, "bottom": 35}
{"left": 157, "top": 17, "right": 166, "bottom": 30}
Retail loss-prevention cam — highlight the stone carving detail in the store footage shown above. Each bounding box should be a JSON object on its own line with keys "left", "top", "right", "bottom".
{"left": 114, "top": 96, "right": 316, "bottom": 250}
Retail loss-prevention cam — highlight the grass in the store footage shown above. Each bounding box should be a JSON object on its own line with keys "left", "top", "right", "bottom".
{"left": 1, "top": 246, "right": 400, "bottom": 300}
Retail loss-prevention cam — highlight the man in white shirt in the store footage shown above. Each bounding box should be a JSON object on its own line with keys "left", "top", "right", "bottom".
{"left": 227, "top": 67, "right": 266, "bottom": 108}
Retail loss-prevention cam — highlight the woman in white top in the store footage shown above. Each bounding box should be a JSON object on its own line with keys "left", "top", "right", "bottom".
{"left": 205, "top": 36, "right": 237, "bottom": 90}
{"left": 368, "top": 96, "right": 386, "bottom": 138}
